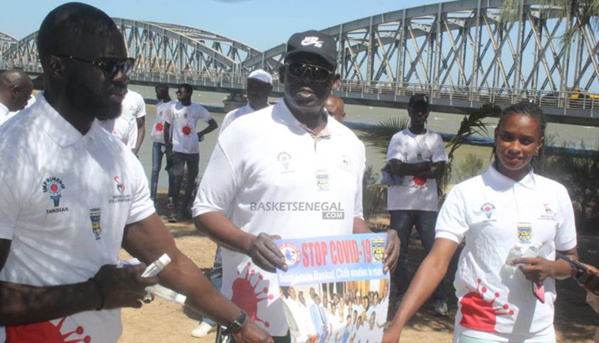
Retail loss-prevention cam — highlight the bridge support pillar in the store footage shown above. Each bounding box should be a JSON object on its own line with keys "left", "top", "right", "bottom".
{"left": 223, "top": 93, "right": 247, "bottom": 113}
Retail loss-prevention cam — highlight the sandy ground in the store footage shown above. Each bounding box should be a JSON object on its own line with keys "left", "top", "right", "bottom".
{"left": 119, "top": 195, "right": 597, "bottom": 343}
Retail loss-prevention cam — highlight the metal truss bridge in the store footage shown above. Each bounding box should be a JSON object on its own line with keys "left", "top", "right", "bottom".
{"left": 1, "top": 0, "right": 598, "bottom": 126}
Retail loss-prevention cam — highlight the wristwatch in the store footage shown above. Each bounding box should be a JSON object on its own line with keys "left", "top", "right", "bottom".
{"left": 223, "top": 310, "right": 247, "bottom": 334}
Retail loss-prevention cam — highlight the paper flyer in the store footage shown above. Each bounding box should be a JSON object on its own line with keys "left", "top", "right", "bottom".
{"left": 276, "top": 233, "right": 390, "bottom": 343}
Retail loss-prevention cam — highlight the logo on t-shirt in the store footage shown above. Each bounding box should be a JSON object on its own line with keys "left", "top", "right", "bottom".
{"left": 155, "top": 122, "right": 164, "bottom": 132}
{"left": 517, "top": 222, "right": 532, "bottom": 243}
{"left": 42, "top": 176, "right": 66, "bottom": 208}
{"left": 110, "top": 176, "right": 131, "bottom": 204}
{"left": 182, "top": 126, "right": 192, "bottom": 136}
{"left": 480, "top": 203, "right": 495, "bottom": 219}
{"left": 316, "top": 170, "right": 330, "bottom": 191}
{"left": 279, "top": 242, "right": 301, "bottom": 267}
{"left": 90, "top": 208, "right": 102, "bottom": 240}
{"left": 277, "top": 152, "right": 293, "bottom": 173}
{"left": 538, "top": 203, "right": 556, "bottom": 221}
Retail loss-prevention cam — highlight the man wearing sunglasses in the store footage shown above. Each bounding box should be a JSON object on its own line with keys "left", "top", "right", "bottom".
{"left": 0, "top": 69, "right": 33, "bottom": 126}
{"left": 0, "top": 4, "right": 272, "bottom": 343}
{"left": 193, "top": 30, "right": 399, "bottom": 343}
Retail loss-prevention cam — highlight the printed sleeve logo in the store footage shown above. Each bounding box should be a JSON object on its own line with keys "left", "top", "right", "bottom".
{"left": 42, "top": 177, "right": 66, "bottom": 207}
{"left": 301, "top": 37, "right": 324, "bottom": 48}
{"left": 279, "top": 242, "right": 301, "bottom": 267}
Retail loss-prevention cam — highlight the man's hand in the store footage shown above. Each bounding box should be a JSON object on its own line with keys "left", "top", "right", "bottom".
{"left": 197, "top": 133, "right": 205, "bottom": 142}
{"left": 511, "top": 257, "right": 554, "bottom": 283}
{"left": 383, "top": 230, "right": 400, "bottom": 273}
{"left": 573, "top": 263, "right": 599, "bottom": 295}
{"left": 247, "top": 233, "right": 288, "bottom": 273}
{"left": 93, "top": 264, "right": 159, "bottom": 309}
{"left": 233, "top": 319, "right": 274, "bottom": 343}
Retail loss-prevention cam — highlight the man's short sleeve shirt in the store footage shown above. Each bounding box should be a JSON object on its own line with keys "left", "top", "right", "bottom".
{"left": 165, "top": 102, "right": 213, "bottom": 154}
{"left": 0, "top": 94, "right": 155, "bottom": 343}
{"left": 150, "top": 100, "right": 172, "bottom": 144}
{"left": 386, "top": 129, "right": 447, "bottom": 211}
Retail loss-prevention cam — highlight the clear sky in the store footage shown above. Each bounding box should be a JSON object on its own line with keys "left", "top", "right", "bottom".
{"left": 1, "top": 0, "right": 437, "bottom": 51}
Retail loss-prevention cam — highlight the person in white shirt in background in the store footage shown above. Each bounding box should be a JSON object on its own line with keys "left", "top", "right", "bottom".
{"left": 220, "top": 69, "right": 273, "bottom": 133}
{"left": 98, "top": 89, "right": 146, "bottom": 155}
{"left": 164, "top": 83, "right": 218, "bottom": 222}
{"left": 383, "top": 101, "right": 579, "bottom": 343}
{"left": 385, "top": 93, "right": 449, "bottom": 317}
{"left": 149, "top": 84, "right": 174, "bottom": 205}
{"left": 0, "top": 69, "right": 33, "bottom": 126}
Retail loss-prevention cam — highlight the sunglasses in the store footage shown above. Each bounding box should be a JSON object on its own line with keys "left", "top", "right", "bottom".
{"left": 285, "top": 62, "right": 333, "bottom": 82}
{"left": 55, "top": 54, "right": 136, "bottom": 79}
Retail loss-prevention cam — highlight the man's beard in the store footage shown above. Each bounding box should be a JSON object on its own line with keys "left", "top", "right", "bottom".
{"left": 65, "top": 75, "right": 123, "bottom": 121}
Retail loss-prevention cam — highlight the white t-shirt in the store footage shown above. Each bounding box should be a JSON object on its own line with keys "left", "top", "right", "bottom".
{"left": 193, "top": 100, "right": 366, "bottom": 336}
{"left": 220, "top": 103, "right": 261, "bottom": 133}
{"left": 150, "top": 100, "right": 173, "bottom": 144}
{"left": 0, "top": 93, "right": 155, "bottom": 343}
{"left": 164, "top": 102, "right": 213, "bottom": 154}
{"left": 98, "top": 90, "right": 146, "bottom": 149}
{"left": 436, "top": 164, "right": 577, "bottom": 342}
{"left": 386, "top": 129, "right": 447, "bottom": 211}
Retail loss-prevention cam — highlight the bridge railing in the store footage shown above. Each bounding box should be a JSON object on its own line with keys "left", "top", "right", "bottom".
{"left": 2, "top": 62, "right": 596, "bottom": 115}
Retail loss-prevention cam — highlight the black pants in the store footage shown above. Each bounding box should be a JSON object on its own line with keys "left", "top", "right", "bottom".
{"left": 169, "top": 152, "right": 199, "bottom": 210}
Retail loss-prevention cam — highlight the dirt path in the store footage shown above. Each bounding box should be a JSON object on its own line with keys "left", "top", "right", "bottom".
{"left": 119, "top": 198, "right": 597, "bottom": 343}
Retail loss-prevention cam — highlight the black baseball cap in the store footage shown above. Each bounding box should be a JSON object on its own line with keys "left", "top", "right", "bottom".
{"left": 285, "top": 30, "right": 337, "bottom": 69}
{"left": 408, "top": 94, "right": 429, "bottom": 109}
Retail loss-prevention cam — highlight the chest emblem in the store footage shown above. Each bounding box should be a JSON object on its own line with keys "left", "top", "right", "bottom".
{"left": 114, "top": 176, "right": 125, "bottom": 194}
{"left": 42, "top": 176, "right": 66, "bottom": 207}
{"left": 90, "top": 208, "right": 102, "bottom": 240}
{"left": 316, "top": 170, "right": 330, "bottom": 191}
{"left": 277, "top": 152, "right": 293, "bottom": 174}
{"left": 480, "top": 203, "right": 495, "bottom": 219}
{"left": 517, "top": 222, "right": 532, "bottom": 243}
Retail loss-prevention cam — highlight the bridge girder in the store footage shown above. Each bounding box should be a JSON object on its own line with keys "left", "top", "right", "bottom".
{"left": 244, "top": 0, "right": 598, "bottom": 97}
{"left": 0, "top": 18, "right": 264, "bottom": 77}
{"left": 0, "top": 32, "right": 17, "bottom": 60}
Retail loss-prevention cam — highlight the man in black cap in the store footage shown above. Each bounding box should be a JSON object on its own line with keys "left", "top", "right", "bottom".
{"left": 385, "top": 94, "right": 449, "bottom": 316}
{"left": 0, "top": 3, "right": 271, "bottom": 343}
{"left": 192, "top": 30, "right": 399, "bottom": 342}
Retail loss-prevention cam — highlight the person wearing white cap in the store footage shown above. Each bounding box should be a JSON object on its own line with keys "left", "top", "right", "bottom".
{"left": 220, "top": 69, "right": 273, "bottom": 133}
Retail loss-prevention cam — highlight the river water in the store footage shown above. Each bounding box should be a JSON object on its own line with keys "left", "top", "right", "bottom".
{"left": 128, "top": 85, "right": 599, "bottom": 191}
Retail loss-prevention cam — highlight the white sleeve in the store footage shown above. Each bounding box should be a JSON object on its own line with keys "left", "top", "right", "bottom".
{"left": 0, "top": 150, "right": 34, "bottom": 240}
{"left": 386, "top": 133, "right": 403, "bottom": 162}
{"left": 124, "top": 120, "right": 137, "bottom": 150}
{"left": 192, "top": 140, "right": 238, "bottom": 217}
{"left": 354, "top": 141, "right": 366, "bottom": 219}
{"left": 554, "top": 184, "right": 577, "bottom": 251}
{"left": 126, "top": 153, "right": 155, "bottom": 224}
{"left": 431, "top": 133, "right": 448, "bottom": 163}
{"left": 435, "top": 185, "right": 469, "bottom": 243}
{"left": 198, "top": 105, "right": 213, "bottom": 123}
{"left": 219, "top": 111, "right": 234, "bottom": 134}
{"left": 135, "top": 95, "right": 146, "bottom": 119}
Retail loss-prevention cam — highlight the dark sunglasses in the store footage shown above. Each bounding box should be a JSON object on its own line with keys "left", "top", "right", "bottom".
{"left": 285, "top": 62, "right": 333, "bottom": 82}
{"left": 55, "top": 54, "right": 136, "bottom": 79}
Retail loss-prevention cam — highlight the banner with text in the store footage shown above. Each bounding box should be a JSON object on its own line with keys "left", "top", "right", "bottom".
{"left": 276, "top": 234, "right": 389, "bottom": 343}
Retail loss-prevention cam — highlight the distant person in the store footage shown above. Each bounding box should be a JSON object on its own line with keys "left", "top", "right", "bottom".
{"left": 98, "top": 89, "right": 146, "bottom": 155}
{"left": 164, "top": 83, "right": 217, "bottom": 222}
{"left": 383, "top": 101, "right": 579, "bottom": 343}
{"left": 149, "top": 84, "right": 174, "bottom": 206}
{"left": 385, "top": 94, "right": 449, "bottom": 316}
{"left": 324, "top": 95, "right": 345, "bottom": 121}
{"left": 0, "top": 69, "right": 33, "bottom": 125}
{"left": 0, "top": 3, "right": 272, "bottom": 343}
{"left": 220, "top": 68, "right": 273, "bottom": 133}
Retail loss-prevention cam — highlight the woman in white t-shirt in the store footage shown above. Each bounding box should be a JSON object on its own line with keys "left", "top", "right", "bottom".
{"left": 383, "top": 101, "right": 579, "bottom": 343}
